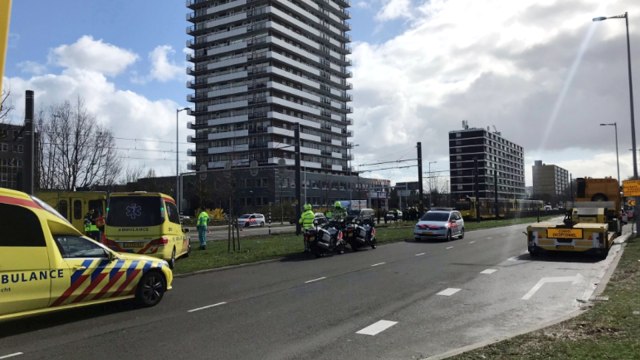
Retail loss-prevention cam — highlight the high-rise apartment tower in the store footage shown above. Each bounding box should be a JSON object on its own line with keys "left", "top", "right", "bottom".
{"left": 186, "top": 0, "right": 353, "bottom": 174}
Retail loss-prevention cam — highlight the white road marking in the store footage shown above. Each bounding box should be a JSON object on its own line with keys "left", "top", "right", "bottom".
{"left": 480, "top": 269, "right": 497, "bottom": 274}
{"left": 507, "top": 256, "right": 519, "bottom": 261}
{"left": 437, "top": 288, "right": 461, "bottom": 296}
{"left": 356, "top": 320, "right": 398, "bottom": 336}
{"left": 468, "top": 241, "right": 476, "bottom": 244}
{"left": 446, "top": 246, "right": 454, "bottom": 250}
{"left": 188, "top": 301, "right": 227, "bottom": 313}
{"left": 0, "top": 353, "right": 23, "bottom": 359}
{"left": 522, "top": 274, "right": 584, "bottom": 300}
{"left": 305, "top": 277, "right": 326, "bottom": 284}
{"left": 415, "top": 252, "right": 426, "bottom": 256}
{"left": 371, "top": 262, "right": 386, "bottom": 267}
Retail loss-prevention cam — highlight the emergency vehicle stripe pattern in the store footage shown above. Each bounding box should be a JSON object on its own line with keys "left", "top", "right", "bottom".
{"left": 51, "top": 259, "right": 161, "bottom": 307}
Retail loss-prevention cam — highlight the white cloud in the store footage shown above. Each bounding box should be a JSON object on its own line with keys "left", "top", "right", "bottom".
{"left": 7, "top": 38, "right": 191, "bottom": 178}
{"left": 149, "top": 45, "right": 184, "bottom": 82}
{"left": 17, "top": 61, "right": 47, "bottom": 75}
{"left": 49, "top": 35, "right": 138, "bottom": 77}
{"left": 351, "top": 0, "right": 640, "bottom": 185}
{"left": 375, "top": 0, "right": 413, "bottom": 21}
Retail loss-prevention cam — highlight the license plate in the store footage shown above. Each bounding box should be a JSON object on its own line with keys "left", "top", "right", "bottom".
{"left": 556, "top": 245, "right": 575, "bottom": 250}
{"left": 121, "top": 242, "right": 145, "bottom": 248}
{"left": 548, "top": 228, "right": 583, "bottom": 239}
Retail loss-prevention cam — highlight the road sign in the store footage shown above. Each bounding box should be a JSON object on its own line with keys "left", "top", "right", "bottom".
{"left": 628, "top": 199, "right": 636, "bottom": 207}
{"left": 623, "top": 180, "right": 640, "bottom": 197}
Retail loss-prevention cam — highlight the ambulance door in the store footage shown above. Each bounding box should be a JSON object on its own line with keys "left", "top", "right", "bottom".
{"left": 50, "top": 235, "right": 123, "bottom": 307}
{"left": 0, "top": 203, "right": 52, "bottom": 316}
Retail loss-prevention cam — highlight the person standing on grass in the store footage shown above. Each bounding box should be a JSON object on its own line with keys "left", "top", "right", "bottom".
{"left": 197, "top": 210, "right": 210, "bottom": 250}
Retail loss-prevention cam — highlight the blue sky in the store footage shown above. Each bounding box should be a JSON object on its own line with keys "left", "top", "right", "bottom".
{"left": 4, "top": 0, "right": 640, "bottom": 187}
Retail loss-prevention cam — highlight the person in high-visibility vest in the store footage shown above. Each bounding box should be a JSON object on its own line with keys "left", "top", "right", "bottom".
{"left": 299, "top": 203, "right": 315, "bottom": 252}
{"left": 83, "top": 209, "right": 100, "bottom": 241}
{"left": 197, "top": 210, "right": 210, "bottom": 250}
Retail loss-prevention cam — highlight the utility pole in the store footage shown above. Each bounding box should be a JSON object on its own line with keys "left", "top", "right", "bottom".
{"left": 417, "top": 142, "right": 424, "bottom": 215}
{"left": 22, "top": 90, "right": 35, "bottom": 194}
{"left": 474, "top": 157, "right": 480, "bottom": 221}
{"left": 294, "top": 123, "right": 302, "bottom": 235}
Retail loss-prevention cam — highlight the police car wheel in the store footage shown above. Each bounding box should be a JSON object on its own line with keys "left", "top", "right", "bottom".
{"left": 136, "top": 271, "right": 166, "bottom": 307}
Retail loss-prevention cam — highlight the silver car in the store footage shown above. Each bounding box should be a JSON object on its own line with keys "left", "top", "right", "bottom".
{"left": 237, "top": 213, "right": 266, "bottom": 227}
{"left": 414, "top": 209, "right": 464, "bottom": 241}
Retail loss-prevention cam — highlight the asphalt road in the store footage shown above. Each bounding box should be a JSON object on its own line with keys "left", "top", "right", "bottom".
{"left": 0, "top": 222, "right": 627, "bottom": 360}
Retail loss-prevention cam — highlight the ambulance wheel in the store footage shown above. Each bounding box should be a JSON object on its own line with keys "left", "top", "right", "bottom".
{"left": 168, "top": 247, "right": 176, "bottom": 269}
{"left": 136, "top": 271, "right": 166, "bottom": 307}
{"left": 184, "top": 243, "right": 191, "bottom": 258}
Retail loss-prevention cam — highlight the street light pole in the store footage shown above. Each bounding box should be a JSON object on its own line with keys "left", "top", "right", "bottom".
{"left": 601, "top": 123, "right": 620, "bottom": 187}
{"left": 593, "top": 12, "right": 637, "bottom": 178}
{"left": 176, "top": 107, "right": 190, "bottom": 213}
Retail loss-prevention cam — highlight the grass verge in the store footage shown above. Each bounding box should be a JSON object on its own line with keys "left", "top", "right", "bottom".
{"left": 174, "top": 215, "right": 553, "bottom": 275}
{"left": 449, "top": 238, "right": 640, "bottom": 360}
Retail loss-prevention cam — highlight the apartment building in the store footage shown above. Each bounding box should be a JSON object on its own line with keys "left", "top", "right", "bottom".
{"left": 449, "top": 122, "right": 526, "bottom": 200}
{"left": 531, "top": 160, "right": 570, "bottom": 202}
{"left": 185, "top": 0, "right": 355, "bottom": 207}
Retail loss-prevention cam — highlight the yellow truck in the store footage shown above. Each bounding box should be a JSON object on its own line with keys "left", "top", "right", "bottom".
{"left": 35, "top": 191, "right": 107, "bottom": 234}
{"left": 526, "top": 177, "right": 620, "bottom": 259}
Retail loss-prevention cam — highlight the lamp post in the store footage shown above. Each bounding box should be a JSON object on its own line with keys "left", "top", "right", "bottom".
{"left": 176, "top": 107, "right": 190, "bottom": 213}
{"left": 601, "top": 122, "right": 620, "bottom": 187}
{"left": 593, "top": 12, "right": 637, "bottom": 179}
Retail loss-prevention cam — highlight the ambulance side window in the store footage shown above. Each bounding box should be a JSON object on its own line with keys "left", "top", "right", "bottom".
{"left": 165, "top": 201, "right": 180, "bottom": 224}
{"left": 54, "top": 235, "right": 109, "bottom": 258}
{"left": 0, "top": 203, "right": 46, "bottom": 247}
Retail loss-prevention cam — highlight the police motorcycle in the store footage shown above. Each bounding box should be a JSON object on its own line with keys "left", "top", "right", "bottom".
{"left": 343, "top": 217, "right": 377, "bottom": 251}
{"left": 305, "top": 219, "right": 347, "bottom": 258}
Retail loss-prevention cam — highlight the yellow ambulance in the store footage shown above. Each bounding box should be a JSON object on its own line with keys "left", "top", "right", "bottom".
{"left": 0, "top": 188, "right": 173, "bottom": 322}
{"left": 104, "top": 192, "right": 190, "bottom": 269}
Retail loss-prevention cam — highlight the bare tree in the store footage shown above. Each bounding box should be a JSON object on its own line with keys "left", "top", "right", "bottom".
{"left": 0, "top": 90, "right": 14, "bottom": 123}
{"left": 38, "top": 97, "right": 122, "bottom": 190}
{"left": 120, "top": 165, "right": 146, "bottom": 185}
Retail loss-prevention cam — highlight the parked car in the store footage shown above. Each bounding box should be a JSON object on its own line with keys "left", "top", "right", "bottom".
{"left": 347, "top": 208, "right": 376, "bottom": 223}
{"left": 414, "top": 209, "right": 464, "bottom": 241}
{"left": 385, "top": 209, "right": 403, "bottom": 221}
{"left": 237, "top": 213, "right": 266, "bottom": 227}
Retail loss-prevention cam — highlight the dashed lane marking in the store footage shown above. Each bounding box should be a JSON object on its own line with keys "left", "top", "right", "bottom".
{"left": 480, "top": 269, "right": 497, "bottom": 274}
{"left": 305, "top": 277, "right": 327, "bottom": 284}
{"left": 469, "top": 241, "right": 476, "bottom": 244}
{"left": 356, "top": 320, "right": 398, "bottom": 336}
{"left": 188, "top": 301, "right": 227, "bottom": 313}
{"left": 415, "top": 252, "right": 426, "bottom": 256}
{"left": 0, "top": 353, "right": 23, "bottom": 359}
{"left": 437, "top": 288, "right": 461, "bottom": 296}
{"left": 371, "top": 262, "right": 386, "bottom": 267}
{"left": 446, "top": 246, "right": 454, "bottom": 250}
